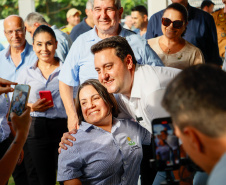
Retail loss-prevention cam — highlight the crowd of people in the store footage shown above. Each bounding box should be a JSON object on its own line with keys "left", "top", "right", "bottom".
{"left": 0, "top": 0, "right": 226, "bottom": 185}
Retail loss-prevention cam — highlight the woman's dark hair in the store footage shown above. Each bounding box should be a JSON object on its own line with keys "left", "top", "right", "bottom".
{"left": 163, "top": 3, "right": 188, "bottom": 36}
{"left": 164, "top": 3, "right": 188, "bottom": 24}
{"left": 33, "top": 25, "right": 57, "bottom": 43}
{"left": 75, "top": 79, "right": 119, "bottom": 124}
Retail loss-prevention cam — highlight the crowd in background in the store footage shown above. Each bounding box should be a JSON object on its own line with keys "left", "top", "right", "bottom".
{"left": 0, "top": 0, "right": 226, "bottom": 185}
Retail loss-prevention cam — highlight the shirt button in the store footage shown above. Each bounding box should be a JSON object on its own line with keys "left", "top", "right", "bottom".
{"left": 124, "top": 161, "right": 127, "bottom": 165}
{"left": 122, "top": 177, "right": 125, "bottom": 181}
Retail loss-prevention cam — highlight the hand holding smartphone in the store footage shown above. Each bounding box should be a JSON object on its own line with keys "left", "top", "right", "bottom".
{"left": 39, "top": 91, "right": 54, "bottom": 107}
{"left": 8, "top": 84, "right": 30, "bottom": 122}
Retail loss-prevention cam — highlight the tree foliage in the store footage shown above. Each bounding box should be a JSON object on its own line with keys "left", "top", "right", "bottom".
{"left": 0, "top": 0, "right": 147, "bottom": 28}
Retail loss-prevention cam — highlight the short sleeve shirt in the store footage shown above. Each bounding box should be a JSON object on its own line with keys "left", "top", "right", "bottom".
{"left": 57, "top": 118, "right": 150, "bottom": 184}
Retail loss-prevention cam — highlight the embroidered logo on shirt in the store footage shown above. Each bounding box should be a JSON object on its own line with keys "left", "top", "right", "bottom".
{"left": 127, "top": 137, "right": 136, "bottom": 146}
{"left": 127, "top": 137, "right": 140, "bottom": 152}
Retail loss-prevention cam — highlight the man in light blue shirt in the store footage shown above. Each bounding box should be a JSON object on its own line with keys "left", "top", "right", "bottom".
{"left": 162, "top": 64, "right": 226, "bottom": 185}
{"left": 59, "top": 0, "right": 163, "bottom": 132}
{"left": 131, "top": 5, "right": 148, "bottom": 39}
{"left": 0, "top": 16, "right": 37, "bottom": 82}
{"left": 24, "top": 12, "right": 72, "bottom": 62}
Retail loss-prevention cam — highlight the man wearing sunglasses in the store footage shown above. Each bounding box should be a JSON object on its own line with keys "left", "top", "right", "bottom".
{"left": 146, "top": 0, "right": 222, "bottom": 66}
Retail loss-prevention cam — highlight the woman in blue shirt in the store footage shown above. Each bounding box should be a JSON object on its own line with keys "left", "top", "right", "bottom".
{"left": 16, "top": 25, "right": 68, "bottom": 185}
{"left": 57, "top": 79, "right": 150, "bottom": 185}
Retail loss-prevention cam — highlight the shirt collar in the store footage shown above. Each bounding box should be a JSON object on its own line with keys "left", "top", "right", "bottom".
{"left": 5, "top": 41, "right": 29, "bottom": 59}
{"left": 79, "top": 117, "right": 121, "bottom": 133}
{"left": 88, "top": 24, "right": 124, "bottom": 42}
{"left": 30, "top": 57, "right": 62, "bottom": 72}
{"left": 130, "top": 64, "right": 142, "bottom": 99}
{"left": 51, "top": 25, "right": 57, "bottom": 30}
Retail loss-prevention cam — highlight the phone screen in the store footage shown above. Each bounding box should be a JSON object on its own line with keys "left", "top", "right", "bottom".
{"left": 151, "top": 117, "right": 180, "bottom": 171}
{"left": 8, "top": 84, "right": 30, "bottom": 122}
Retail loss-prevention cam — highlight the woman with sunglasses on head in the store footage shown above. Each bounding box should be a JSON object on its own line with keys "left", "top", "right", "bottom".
{"left": 148, "top": 3, "right": 204, "bottom": 69}
{"left": 57, "top": 79, "right": 150, "bottom": 185}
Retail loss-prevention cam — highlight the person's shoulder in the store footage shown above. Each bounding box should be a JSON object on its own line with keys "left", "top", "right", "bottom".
{"left": 0, "top": 47, "right": 7, "bottom": 56}
{"left": 208, "top": 153, "right": 226, "bottom": 185}
{"left": 147, "top": 36, "right": 159, "bottom": 46}
{"left": 142, "top": 65, "right": 181, "bottom": 80}
{"left": 150, "top": 9, "right": 165, "bottom": 19}
{"left": 74, "top": 28, "right": 94, "bottom": 43}
{"left": 191, "top": 5, "right": 213, "bottom": 18}
{"left": 60, "top": 25, "right": 67, "bottom": 31}
{"left": 71, "top": 21, "right": 84, "bottom": 31}
{"left": 185, "top": 40, "right": 202, "bottom": 51}
{"left": 212, "top": 8, "right": 223, "bottom": 19}
{"left": 212, "top": 8, "right": 223, "bottom": 15}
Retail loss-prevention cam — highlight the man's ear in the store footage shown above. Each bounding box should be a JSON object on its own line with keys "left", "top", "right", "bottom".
{"left": 143, "top": 14, "right": 148, "bottom": 22}
{"left": 118, "top": 7, "right": 123, "bottom": 20}
{"left": 183, "top": 127, "right": 205, "bottom": 154}
{"left": 125, "top": 54, "right": 133, "bottom": 70}
{"left": 34, "top": 22, "right": 40, "bottom": 28}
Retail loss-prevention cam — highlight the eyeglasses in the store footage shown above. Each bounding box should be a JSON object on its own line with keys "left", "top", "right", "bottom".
{"left": 4, "top": 27, "right": 24, "bottom": 36}
{"left": 161, "top": 18, "right": 184, "bottom": 29}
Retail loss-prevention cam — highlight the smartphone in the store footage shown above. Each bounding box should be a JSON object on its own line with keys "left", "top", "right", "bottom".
{"left": 39, "top": 90, "right": 54, "bottom": 107}
{"left": 8, "top": 84, "right": 31, "bottom": 122}
{"left": 151, "top": 117, "right": 180, "bottom": 171}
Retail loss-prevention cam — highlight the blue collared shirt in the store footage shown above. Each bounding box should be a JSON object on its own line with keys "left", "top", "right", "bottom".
{"left": 59, "top": 26, "right": 163, "bottom": 86}
{"left": 145, "top": 4, "right": 222, "bottom": 66}
{"left": 208, "top": 153, "right": 226, "bottom": 185}
{"left": 57, "top": 118, "right": 150, "bottom": 184}
{"left": 16, "top": 60, "right": 67, "bottom": 118}
{"left": 0, "top": 93, "right": 10, "bottom": 143}
{"left": 0, "top": 41, "right": 37, "bottom": 82}
{"left": 134, "top": 29, "right": 146, "bottom": 39}
{"left": 0, "top": 43, "right": 4, "bottom": 51}
{"left": 51, "top": 25, "right": 72, "bottom": 62}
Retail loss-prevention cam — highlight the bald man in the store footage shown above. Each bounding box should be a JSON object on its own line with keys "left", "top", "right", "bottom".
{"left": 0, "top": 15, "right": 37, "bottom": 82}
{"left": 0, "top": 15, "right": 38, "bottom": 185}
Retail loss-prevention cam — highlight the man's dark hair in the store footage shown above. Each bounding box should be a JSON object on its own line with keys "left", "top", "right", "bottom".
{"left": 131, "top": 5, "right": 147, "bottom": 16}
{"left": 33, "top": 25, "right": 57, "bottom": 43}
{"left": 91, "top": 36, "right": 137, "bottom": 64}
{"left": 201, "top": 1, "right": 215, "bottom": 10}
{"left": 162, "top": 64, "right": 226, "bottom": 137}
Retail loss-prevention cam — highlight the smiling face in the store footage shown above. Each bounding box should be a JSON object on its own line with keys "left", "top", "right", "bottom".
{"left": 131, "top": 11, "right": 144, "bottom": 29}
{"left": 161, "top": 9, "right": 186, "bottom": 39}
{"left": 92, "top": 0, "right": 123, "bottom": 37}
{"left": 79, "top": 85, "right": 112, "bottom": 125}
{"left": 4, "top": 16, "right": 26, "bottom": 49}
{"left": 67, "top": 12, "right": 81, "bottom": 27}
{"left": 33, "top": 32, "right": 57, "bottom": 63}
{"left": 94, "top": 48, "right": 133, "bottom": 96}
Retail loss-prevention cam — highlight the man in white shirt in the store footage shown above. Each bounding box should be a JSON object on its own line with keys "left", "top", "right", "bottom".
{"left": 60, "top": 36, "right": 180, "bottom": 185}
{"left": 92, "top": 36, "right": 180, "bottom": 133}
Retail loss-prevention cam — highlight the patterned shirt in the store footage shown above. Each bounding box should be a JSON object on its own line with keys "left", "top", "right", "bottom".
{"left": 57, "top": 118, "right": 150, "bottom": 184}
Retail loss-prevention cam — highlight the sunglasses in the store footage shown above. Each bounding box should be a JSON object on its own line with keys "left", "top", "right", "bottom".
{"left": 161, "top": 18, "right": 184, "bottom": 29}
